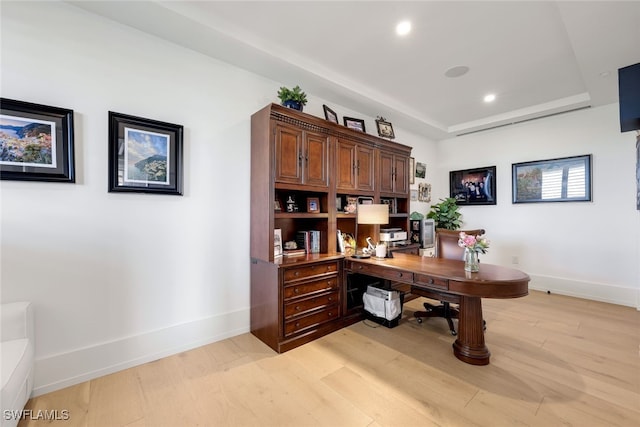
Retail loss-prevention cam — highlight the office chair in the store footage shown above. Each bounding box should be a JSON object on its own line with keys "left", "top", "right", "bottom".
{"left": 413, "top": 228, "right": 485, "bottom": 335}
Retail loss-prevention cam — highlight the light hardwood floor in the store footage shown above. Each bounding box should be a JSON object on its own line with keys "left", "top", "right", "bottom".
{"left": 20, "top": 290, "right": 640, "bottom": 426}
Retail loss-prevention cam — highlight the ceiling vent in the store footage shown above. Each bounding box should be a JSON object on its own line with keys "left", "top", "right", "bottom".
{"left": 455, "top": 105, "right": 592, "bottom": 137}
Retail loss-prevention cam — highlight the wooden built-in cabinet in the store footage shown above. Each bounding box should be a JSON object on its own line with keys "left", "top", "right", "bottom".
{"left": 250, "top": 103, "right": 413, "bottom": 353}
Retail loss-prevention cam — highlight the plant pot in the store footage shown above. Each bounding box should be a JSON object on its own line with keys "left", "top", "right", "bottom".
{"left": 282, "top": 100, "right": 303, "bottom": 112}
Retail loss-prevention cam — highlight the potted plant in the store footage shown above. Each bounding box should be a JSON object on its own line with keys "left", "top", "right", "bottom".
{"left": 427, "top": 197, "right": 462, "bottom": 230}
{"left": 277, "top": 85, "right": 308, "bottom": 112}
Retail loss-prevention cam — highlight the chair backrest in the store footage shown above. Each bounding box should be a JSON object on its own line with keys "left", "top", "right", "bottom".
{"left": 435, "top": 228, "right": 485, "bottom": 260}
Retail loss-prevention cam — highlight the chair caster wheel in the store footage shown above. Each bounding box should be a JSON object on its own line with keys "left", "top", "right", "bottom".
{"left": 450, "top": 331, "right": 457, "bottom": 336}
{"left": 416, "top": 317, "right": 422, "bottom": 324}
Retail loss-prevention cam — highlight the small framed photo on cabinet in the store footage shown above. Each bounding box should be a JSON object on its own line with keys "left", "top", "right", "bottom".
{"left": 307, "top": 197, "right": 320, "bottom": 213}
{"left": 323, "top": 104, "right": 338, "bottom": 124}
{"left": 343, "top": 117, "right": 366, "bottom": 133}
{"left": 375, "top": 117, "right": 395, "bottom": 139}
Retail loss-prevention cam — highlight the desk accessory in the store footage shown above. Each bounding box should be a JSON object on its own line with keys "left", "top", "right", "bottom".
{"left": 352, "top": 203, "right": 389, "bottom": 259}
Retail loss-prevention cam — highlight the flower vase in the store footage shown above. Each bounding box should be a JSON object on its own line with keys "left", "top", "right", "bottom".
{"left": 464, "top": 247, "right": 479, "bottom": 272}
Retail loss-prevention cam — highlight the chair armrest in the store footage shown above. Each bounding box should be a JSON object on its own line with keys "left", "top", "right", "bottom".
{"left": 1, "top": 302, "right": 34, "bottom": 342}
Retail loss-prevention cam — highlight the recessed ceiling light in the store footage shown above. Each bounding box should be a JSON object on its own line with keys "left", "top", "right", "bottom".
{"left": 444, "top": 66, "right": 470, "bottom": 78}
{"left": 396, "top": 21, "right": 411, "bottom": 36}
{"left": 484, "top": 94, "right": 496, "bottom": 103}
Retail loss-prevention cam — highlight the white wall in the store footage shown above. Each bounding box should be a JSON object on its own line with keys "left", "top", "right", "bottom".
{"left": 0, "top": 1, "right": 431, "bottom": 395}
{"left": 432, "top": 106, "right": 640, "bottom": 307}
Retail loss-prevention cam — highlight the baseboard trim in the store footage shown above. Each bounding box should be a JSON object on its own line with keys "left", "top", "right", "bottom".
{"left": 32, "top": 308, "right": 249, "bottom": 397}
{"left": 529, "top": 274, "right": 639, "bottom": 309}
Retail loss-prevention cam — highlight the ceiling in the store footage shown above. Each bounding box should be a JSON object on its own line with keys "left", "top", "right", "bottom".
{"left": 68, "top": 1, "right": 640, "bottom": 140}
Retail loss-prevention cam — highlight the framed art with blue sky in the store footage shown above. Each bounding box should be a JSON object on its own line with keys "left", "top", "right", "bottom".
{"left": 0, "top": 98, "right": 75, "bottom": 182}
{"left": 108, "top": 111, "right": 183, "bottom": 195}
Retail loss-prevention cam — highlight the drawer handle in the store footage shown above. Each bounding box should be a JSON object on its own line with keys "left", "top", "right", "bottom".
{"left": 328, "top": 296, "right": 333, "bottom": 301}
{"left": 398, "top": 273, "right": 403, "bottom": 277}
{"left": 328, "top": 312, "right": 333, "bottom": 317}
{"left": 294, "top": 271, "right": 300, "bottom": 276}
{"left": 295, "top": 322, "right": 300, "bottom": 327}
{"left": 295, "top": 305, "right": 301, "bottom": 311}
{"left": 429, "top": 278, "right": 434, "bottom": 284}
{"left": 294, "top": 288, "right": 300, "bottom": 294}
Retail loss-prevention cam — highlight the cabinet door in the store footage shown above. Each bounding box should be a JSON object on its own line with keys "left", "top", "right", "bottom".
{"left": 274, "top": 124, "right": 303, "bottom": 184}
{"left": 356, "top": 145, "right": 375, "bottom": 191}
{"left": 379, "top": 150, "right": 395, "bottom": 193}
{"left": 393, "top": 154, "right": 409, "bottom": 195}
{"left": 336, "top": 139, "right": 356, "bottom": 190}
{"left": 304, "top": 131, "right": 329, "bottom": 188}
{"left": 379, "top": 151, "right": 409, "bottom": 195}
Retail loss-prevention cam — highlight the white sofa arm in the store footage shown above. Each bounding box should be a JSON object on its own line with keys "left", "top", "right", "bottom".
{"left": 1, "top": 302, "right": 34, "bottom": 343}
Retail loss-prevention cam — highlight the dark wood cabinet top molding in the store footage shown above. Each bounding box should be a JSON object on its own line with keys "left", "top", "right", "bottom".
{"left": 269, "top": 104, "right": 411, "bottom": 156}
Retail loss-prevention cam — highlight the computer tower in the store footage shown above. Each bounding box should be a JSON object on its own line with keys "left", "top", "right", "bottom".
{"left": 410, "top": 219, "right": 435, "bottom": 249}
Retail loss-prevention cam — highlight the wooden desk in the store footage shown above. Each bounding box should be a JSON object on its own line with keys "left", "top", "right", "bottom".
{"left": 343, "top": 253, "right": 530, "bottom": 365}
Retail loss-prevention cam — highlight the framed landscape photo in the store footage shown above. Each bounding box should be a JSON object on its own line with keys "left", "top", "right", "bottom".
{"left": 450, "top": 166, "right": 497, "bottom": 205}
{"left": 108, "top": 111, "right": 183, "bottom": 195}
{"left": 0, "top": 98, "right": 75, "bottom": 182}
{"left": 323, "top": 104, "right": 338, "bottom": 124}
{"left": 375, "top": 117, "right": 395, "bottom": 139}
{"left": 343, "top": 116, "right": 366, "bottom": 133}
{"left": 512, "top": 154, "right": 592, "bottom": 204}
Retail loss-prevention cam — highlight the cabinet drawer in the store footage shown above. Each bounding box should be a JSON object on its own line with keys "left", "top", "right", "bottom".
{"left": 284, "top": 304, "right": 339, "bottom": 337}
{"left": 284, "top": 291, "right": 339, "bottom": 319}
{"left": 283, "top": 262, "right": 339, "bottom": 282}
{"left": 283, "top": 276, "right": 338, "bottom": 300}
{"left": 346, "top": 262, "right": 413, "bottom": 284}
{"left": 414, "top": 273, "right": 448, "bottom": 290}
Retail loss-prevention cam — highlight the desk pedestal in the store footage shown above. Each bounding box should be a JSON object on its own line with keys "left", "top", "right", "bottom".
{"left": 453, "top": 296, "right": 490, "bottom": 365}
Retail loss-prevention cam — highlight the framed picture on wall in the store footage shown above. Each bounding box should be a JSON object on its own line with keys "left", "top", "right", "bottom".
{"left": 409, "top": 157, "right": 415, "bottom": 184}
{"left": 450, "top": 166, "right": 497, "bottom": 206}
{"left": 0, "top": 98, "right": 75, "bottom": 182}
{"left": 512, "top": 154, "right": 591, "bottom": 203}
{"left": 418, "top": 183, "right": 431, "bottom": 202}
{"left": 108, "top": 111, "right": 183, "bottom": 195}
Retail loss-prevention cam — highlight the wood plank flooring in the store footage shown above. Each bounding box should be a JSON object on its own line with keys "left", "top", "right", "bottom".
{"left": 19, "top": 290, "right": 640, "bottom": 426}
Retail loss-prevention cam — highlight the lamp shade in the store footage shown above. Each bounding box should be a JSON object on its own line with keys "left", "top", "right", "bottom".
{"left": 357, "top": 204, "right": 389, "bottom": 225}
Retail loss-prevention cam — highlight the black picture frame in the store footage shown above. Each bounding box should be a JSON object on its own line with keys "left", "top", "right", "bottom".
{"left": 512, "top": 154, "right": 592, "bottom": 204}
{"left": 409, "top": 157, "right": 415, "bottom": 184}
{"left": 343, "top": 116, "right": 366, "bottom": 133}
{"left": 0, "top": 98, "right": 75, "bottom": 182}
{"left": 375, "top": 117, "right": 395, "bottom": 139}
{"left": 323, "top": 104, "right": 338, "bottom": 124}
{"left": 108, "top": 111, "right": 183, "bottom": 195}
{"left": 450, "top": 166, "right": 496, "bottom": 205}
